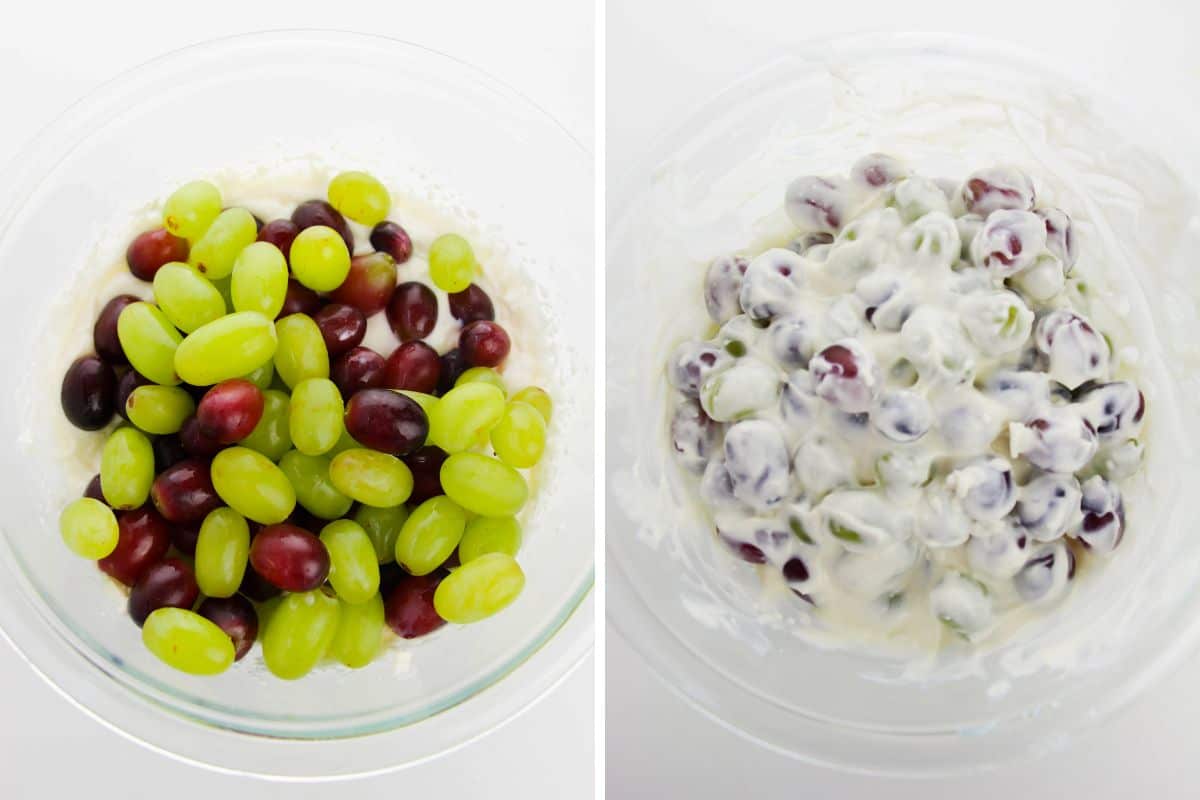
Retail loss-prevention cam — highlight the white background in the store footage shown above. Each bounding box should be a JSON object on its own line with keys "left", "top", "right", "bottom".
{"left": 0, "top": 1, "right": 594, "bottom": 798}
{"left": 606, "top": 0, "right": 1200, "bottom": 797}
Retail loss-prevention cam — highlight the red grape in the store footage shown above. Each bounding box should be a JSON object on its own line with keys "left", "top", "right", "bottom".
{"left": 128, "top": 558, "right": 199, "bottom": 626}
{"left": 386, "top": 282, "right": 438, "bottom": 341}
{"left": 343, "top": 388, "right": 429, "bottom": 456}
{"left": 277, "top": 278, "right": 323, "bottom": 319}
{"left": 153, "top": 434, "right": 189, "bottom": 473}
{"left": 238, "top": 563, "right": 281, "bottom": 602}
{"left": 257, "top": 219, "right": 298, "bottom": 256}
{"left": 98, "top": 506, "right": 171, "bottom": 586}
{"left": 384, "top": 572, "right": 447, "bottom": 639}
{"left": 313, "top": 303, "right": 367, "bottom": 357}
{"left": 170, "top": 520, "right": 201, "bottom": 556}
{"left": 330, "top": 252, "right": 397, "bottom": 315}
{"left": 84, "top": 474, "right": 106, "bottom": 503}
{"left": 126, "top": 228, "right": 189, "bottom": 282}
{"left": 197, "top": 595, "right": 258, "bottom": 661}
{"left": 196, "top": 379, "right": 264, "bottom": 444}
{"left": 447, "top": 284, "right": 495, "bottom": 324}
{"left": 61, "top": 355, "right": 116, "bottom": 431}
{"left": 437, "top": 348, "right": 467, "bottom": 395}
{"left": 404, "top": 445, "right": 448, "bottom": 505}
{"left": 150, "top": 459, "right": 221, "bottom": 523}
{"left": 93, "top": 295, "right": 140, "bottom": 365}
{"left": 291, "top": 199, "right": 354, "bottom": 253}
{"left": 369, "top": 221, "right": 413, "bottom": 264}
{"left": 249, "top": 524, "right": 330, "bottom": 592}
{"left": 179, "top": 414, "right": 225, "bottom": 458}
{"left": 381, "top": 341, "right": 441, "bottom": 393}
{"left": 459, "top": 320, "right": 511, "bottom": 368}
{"left": 331, "top": 346, "right": 385, "bottom": 396}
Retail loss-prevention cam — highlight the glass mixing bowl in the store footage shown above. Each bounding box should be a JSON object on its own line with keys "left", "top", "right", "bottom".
{"left": 0, "top": 30, "right": 593, "bottom": 779}
{"left": 607, "top": 33, "right": 1200, "bottom": 776}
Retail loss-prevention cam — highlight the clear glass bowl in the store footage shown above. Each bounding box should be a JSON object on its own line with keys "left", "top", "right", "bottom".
{"left": 607, "top": 33, "right": 1200, "bottom": 776}
{"left": 0, "top": 31, "right": 593, "bottom": 779}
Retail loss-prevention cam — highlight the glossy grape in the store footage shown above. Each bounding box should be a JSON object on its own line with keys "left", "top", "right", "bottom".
{"left": 328, "top": 170, "right": 391, "bottom": 226}
{"left": 440, "top": 453, "right": 528, "bottom": 517}
{"left": 394, "top": 496, "right": 466, "bottom": 576}
{"left": 178, "top": 414, "right": 223, "bottom": 458}
{"left": 150, "top": 458, "right": 221, "bottom": 523}
{"left": 458, "top": 516, "right": 521, "bottom": 563}
{"left": 125, "top": 384, "right": 195, "bottom": 435}
{"left": 437, "top": 348, "right": 468, "bottom": 394}
{"left": 455, "top": 366, "right": 505, "bottom": 393}
{"left": 403, "top": 445, "right": 449, "bottom": 505}
{"left": 113, "top": 372, "right": 148, "bottom": 424}
{"left": 279, "top": 450, "right": 353, "bottom": 520}
{"left": 93, "top": 295, "right": 140, "bottom": 364}
{"left": 279, "top": 278, "right": 322, "bottom": 318}
{"left": 447, "top": 284, "right": 495, "bottom": 324}
{"left": 433, "top": 552, "right": 524, "bottom": 624}
{"left": 100, "top": 426, "right": 155, "bottom": 510}
{"left": 174, "top": 311, "right": 277, "bottom": 387}
{"left": 328, "top": 449, "right": 413, "bottom": 507}
{"left": 196, "top": 379, "right": 264, "bottom": 443}
{"left": 330, "top": 593, "right": 385, "bottom": 669}
{"left": 238, "top": 564, "right": 281, "bottom": 603}
{"left": 291, "top": 199, "right": 354, "bottom": 252}
{"left": 313, "top": 303, "right": 366, "bottom": 357}
{"left": 129, "top": 557, "right": 199, "bottom": 626}
{"left": 191, "top": 509, "right": 248, "bottom": 599}
{"left": 257, "top": 218, "right": 299, "bottom": 256}
{"left": 354, "top": 504, "right": 409, "bottom": 564}
{"left": 97, "top": 506, "right": 170, "bottom": 585}
{"left": 188, "top": 207, "right": 257, "bottom": 280}
{"left": 331, "top": 346, "right": 385, "bottom": 396}
{"left": 320, "top": 519, "right": 380, "bottom": 604}
{"left": 261, "top": 589, "right": 340, "bottom": 680}
{"left": 370, "top": 221, "right": 412, "bottom": 263}
{"left": 384, "top": 572, "right": 446, "bottom": 639}
{"left": 386, "top": 282, "right": 438, "bottom": 341}
{"left": 152, "top": 434, "right": 188, "bottom": 473}
{"left": 290, "top": 225, "right": 351, "bottom": 292}
{"left": 152, "top": 262, "right": 225, "bottom": 333}
{"left": 117, "top": 302, "right": 183, "bottom": 386}
{"left": 249, "top": 523, "right": 330, "bottom": 592}
{"left": 274, "top": 313, "right": 329, "bottom": 388}
{"left": 428, "top": 383, "right": 506, "bottom": 453}
{"left": 428, "top": 233, "right": 476, "bottom": 293}
{"left": 230, "top": 241, "right": 289, "bottom": 318}
{"left": 511, "top": 386, "right": 552, "bottom": 423}
{"left": 59, "top": 498, "right": 119, "bottom": 559}
{"left": 331, "top": 252, "right": 397, "bottom": 315}
{"left": 127, "top": 228, "right": 190, "bottom": 281}
{"left": 343, "top": 388, "right": 428, "bottom": 456}
{"left": 61, "top": 355, "right": 116, "bottom": 431}
{"left": 289, "top": 378, "right": 344, "bottom": 456}
{"left": 211, "top": 447, "right": 296, "bottom": 524}
{"left": 380, "top": 341, "right": 440, "bottom": 394}
{"left": 459, "top": 320, "right": 511, "bottom": 367}
{"left": 163, "top": 181, "right": 222, "bottom": 241}
{"left": 143, "top": 608, "right": 235, "bottom": 675}
{"left": 197, "top": 595, "right": 258, "bottom": 661}
{"left": 170, "top": 521, "right": 202, "bottom": 556}
{"left": 397, "top": 390, "right": 439, "bottom": 416}
{"left": 490, "top": 401, "right": 546, "bottom": 468}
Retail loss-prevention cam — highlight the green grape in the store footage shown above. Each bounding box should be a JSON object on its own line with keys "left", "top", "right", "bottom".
{"left": 440, "top": 453, "right": 528, "bottom": 517}
{"left": 100, "top": 426, "right": 155, "bottom": 510}
{"left": 125, "top": 384, "right": 195, "bottom": 435}
{"left": 456, "top": 367, "right": 505, "bottom": 393}
{"left": 428, "top": 383, "right": 505, "bottom": 453}
{"left": 211, "top": 446, "right": 296, "bottom": 524}
{"left": 511, "top": 386, "right": 552, "bottom": 423}
{"left": 354, "top": 504, "right": 410, "bottom": 564}
{"left": 274, "top": 313, "right": 329, "bottom": 388}
{"left": 188, "top": 207, "right": 257, "bottom": 280}
{"left": 279, "top": 450, "right": 352, "bottom": 520}
{"left": 231, "top": 241, "right": 288, "bottom": 318}
{"left": 330, "top": 593, "right": 384, "bottom": 669}
{"left": 327, "top": 170, "right": 391, "bottom": 227}
{"left": 458, "top": 516, "right": 522, "bottom": 564}
{"left": 175, "top": 311, "right": 278, "bottom": 386}
{"left": 117, "top": 302, "right": 183, "bottom": 386}
{"left": 242, "top": 359, "right": 275, "bottom": 390}
{"left": 433, "top": 552, "right": 525, "bottom": 624}
{"left": 490, "top": 401, "right": 547, "bottom": 469}
{"left": 152, "top": 262, "right": 226, "bottom": 334}
{"left": 329, "top": 449, "right": 413, "bottom": 507}
{"left": 319, "top": 520, "right": 380, "bottom": 604}
{"left": 194, "top": 507, "right": 250, "bottom": 598}
{"left": 142, "top": 608, "right": 235, "bottom": 676}
{"left": 261, "top": 589, "right": 340, "bottom": 680}
{"left": 428, "top": 233, "right": 476, "bottom": 293}
{"left": 395, "top": 496, "right": 467, "bottom": 576}
{"left": 327, "top": 426, "right": 365, "bottom": 457}
{"left": 289, "top": 226, "right": 351, "bottom": 291}
{"left": 163, "top": 180, "right": 222, "bottom": 241}
{"left": 396, "top": 390, "right": 439, "bottom": 417}
{"left": 239, "top": 389, "right": 292, "bottom": 461}
{"left": 59, "top": 498, "right": 118, "bottom": 559}
{"left": 289, "top": 378, "right": 344, "bottom": 456}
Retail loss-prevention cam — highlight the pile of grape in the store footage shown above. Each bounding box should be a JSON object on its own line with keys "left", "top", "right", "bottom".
{"left": 57, "top": 171, "right": 552, "bottom": 679}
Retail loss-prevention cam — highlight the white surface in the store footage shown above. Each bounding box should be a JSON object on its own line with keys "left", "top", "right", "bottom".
{"left": 0, "top": 1, "right": 593, "bottom": 797}
{"left": 606, "top": 0, "right": 1200, "bottom": 796}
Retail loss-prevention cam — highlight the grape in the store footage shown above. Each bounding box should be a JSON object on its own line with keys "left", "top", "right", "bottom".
{"left": 670, "top": 397, "right": 720, "bottom": 473}
{"left": 784, "top": 175, "right": 847, "bottom": 233}
{"left": 381, "top": 341, "right": 441, "bottom": 393}
{"left": 174, "top": 311, "right": 278, "bottom": 386}
{"left": 331, "top": 252, "right": 397, "bottom": 315}
{"left": 342, "top": 388, "right": 428, "bottom": 456}
{"left": 448, "top": 284, "right": 495, "bottom": 324}
{"left": 59, "top": 498, "right": 119, "bottom": 559}
{"left": 739, "top": 249, "right": 807, "bottom": 322}
{"left": 261, "top": 589, "right": 340, "bottom": 680}
{"left": 150, "top": 458, "right": 221, "bottom": 523}
{"left": 458, "top": 516, "right": 521, "bottom": 563}
{"left": 188, "top": 207, "right": 258, "bottom": 280}
{"left": 810, "top": 341, "right": 878, "bottom": 413}
{"left": 331, "top": 346, "right": 385, "bottom": 396}
{"left": 127, "top": 228, "right": 190, "bottom": 281}
{"left": 667, "top": 341, "right": 730, "bottom": 399}
{"left": 947, "top": 457, "right": 1016, "bottom": 521}
{"left": 459, "top": 320, "right": 511, "bottom": 368}
{"left": 279, "top": 450, "right": 353, "bottom": 520}
{"left": 142, "top": 608, "right": 235, "bottom": 675}
{"left": 129, "top": 557, "right": 199, "bottom": 626}
{"left": 170, "top": 521, "right": 202, "bottom": 556}
{"left": 274, "top": 313, "right": 329, "bottom": 388}
{"left": 398, "top": 390, "right": 439, "bottom": 416}
{"left": 723, "top": 420, "right": 789, "bottom": 511}
{"left": 327, "top": 426, "right": 366, "bottom": 457}
{"left": 1036, "top": 207, "right": 1077, "bottom": 270}
{"left": 1011, "top": 412, "right": 1099, "bottom": 473}
{"left": 433, "top": 552, "right": 524, "bottom": 624}
{"left": 970, "top": 210, "right": 1048, "bottom": 278}
{"left": 850, "top": 153, "right": 909, "bottom": 188}
{"left": 404, "top": 445, "right": 449, "bottom": 505}
{"left": 197, "top": 595, "right": 258, "bottom": 661}
{"left": 117, "top": 302, "right": 183, "bottom": 386}
{"left": 440, "top": 453, "right": 528, "bottom": 517}
{"left": 289, "top": 378, "right": 344, "bottom": 456}
{"left": 113, "top": 372, "right": 149, "bottom": 424}
{"left": 456, "top": 366, "right": 505, "bottom": 393}
{"left": 291, "top": 199, "right": 354, "bottom": 252}
{"left": 436, "top": 349, "right": 467, "bottom": 395}
{"left": 178, "top": 414, "right": 223, "bottom": 458}
{"left": 370, "top": 221, "right": 413, "bottom": 263}
{"left": 194, "top": 507, "right": 250, "bottom": 598}
{"left": 290, "top": 226, "right": 351, "bottom": 291}
{"left": 97, "top": 506, "right": 170, "bottom": 585}
{"left": 428, "top": 382, "right": 506, "bottom": 453}
{"left": 238, "top": 564, "right": 281, "bottom": 603}
{"left": 196, "top": 379, "right": 264, "bottom": 443}
{"left": 871, "top": 390, "right": 932, "bottom": 443}
{"left": 100, "top": 427, "right": 155, "bottom": 510}
{"left": 313, "top": 303, "right": 366, "bottom": 357}
{"left": 152, "top": 263, "right": 225, "bottom": 333}
{"left": 93, "top": 295, "right": 140, "bottom": 364}
{"left": 386, "top": 282, "right": 438, "bottom": 342}
{"left": 330, "top": 593, "right": 384, "bottom": 668}
{"left": 126, "top": 384, "right": 195, "bottom": 435}
{"left": 319, "top": 519, "right": 380, "bottom": 604}
{"left": 257, "top": 218, "right": 299, "bottom": 256}
{"left": 230, "top": 241, "right": 288, "bottom": 318}
{"left": 83, "top": 474, "right": 106, "bottom": 504}
{"left": 394, "top": 496, "right": 466, "bottom": 576}
{"left": 702, "top": 254, "right": 749, "bottom": 324}
{"left": 239, "top": 360, "right": 275, "bottom": 391}
{"left": 490, "top": 401, "right": 547, "bottom": 468}
{"left": 384, "top": 572, "right": 446, "bottom": 638}
{"left": 163, "top": 180, "right": 222, "bottom": 241}
{"left": 329, "top": 449, "right": 413, "bottom": 507}
{"left": 1035, "top": 310, "right": 1109, "bottom": 390}
{"left": 328, "top": 170, "right": 391, "bottom": 226}
{"left": 211, "top": 447, "right": 297, "bottom": 524}
{"left": 278, "top": 278, "right": 322, "bottom": 318}
{"left": 960, "top": 167, "right": 1035, "bottom": 215}
{"left": 354, "top": 504, "right": 409, "bottom": 564}
{"left": 511, "top": 386, "right": 552, "bottom": 423}
{"left": 60, "top": 355, "right": 116, "bottom": 431}
{"left": 249, "top": 523, "right": 330, "bottom": 591}
{"left": 428, "top": 234, "right": 476, "bottom": 292}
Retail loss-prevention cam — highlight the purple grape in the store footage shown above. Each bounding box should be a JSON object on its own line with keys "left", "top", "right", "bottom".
{"left": 61, "top": 355, "right": 117, "bottom": 431}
